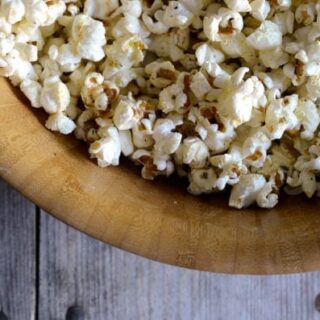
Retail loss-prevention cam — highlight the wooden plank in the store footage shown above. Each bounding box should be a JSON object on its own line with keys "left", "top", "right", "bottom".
{"left": 39, "top": 210, "right": 320, "bottom": 320}
{"left": 0, "top": 180, "right": 36, "bottom": 320}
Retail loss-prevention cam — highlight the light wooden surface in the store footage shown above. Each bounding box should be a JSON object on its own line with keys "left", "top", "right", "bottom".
{"left": 2, "top": 179, "right": 320, "bottom": 320}
{"left": 1, "top": 78, "right": 320, "bottom": 274}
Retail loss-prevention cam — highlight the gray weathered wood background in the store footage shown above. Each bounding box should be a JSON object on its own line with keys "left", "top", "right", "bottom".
{"left": 1, "top": 178, "right": 320, "bottom": 320}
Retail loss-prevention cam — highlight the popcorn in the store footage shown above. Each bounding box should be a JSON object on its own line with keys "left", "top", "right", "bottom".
{"left": 1, "top": 0, "right": 25, "bottom": 24}
{"left": 111, "top": 15, "right": 149, "bottom": 39}
{"left": 180, "top": 54, "right": 197, "bottom": 71}
{"left": 103, "top": 35, "right": 145, "bottom": 82}
{"left": 287, "top": 154, "right": 320, "bottom": 198}
{"left": 65, "top": 96, "right": 81, "bottom": 120}
{"left": 142, "top": 11, "right": 169, "bottom": 35}
{"left": 259, "top": 47, "right": 289, "bottom": 69}
{"left": 306, "top": 75, "right": 320, "bottom": 100}
{"left": 257, "top": 69, "right": 291, "bottom": 93}
{"left": 229, "top": 174, "right": 267, "bottom": 209}
{"left": 75, "top": 109, "right": 95, "bottom": 141}
{"left": 119, "top": 129, "right": 134, "bottom": 156}
{"left": 217, "top": 68, "right": 265, "bottom": 127}
{"left": 81, "top": 72, "right": 111, "bottom": 111}
{"left": 141, "top": 0, "right": 164, "bottom": 14}
{"left": 121, "top": 0, "right": 142, "bottom": 18}
{"left": 162, "top": 1, "right": 194, "bottom": 28}
{"left": 40, "top": 77, "right": 71, "bottom": 114}
{"left": 153, "top": 119, "right": 182, "bottom": 153}
{"left": 295, "top": 4, "right": 315, "bottom": 26}
{"left": 220, "top": 32, "right": 255, "bottom": 63}
{"left": 20, "top": 79, "right": 42, "bottom": 108}
{"left": 113, "top": 95, "right": 143, "bottom": 130}
{"left": 250, "top": 0, "right": 270, "bottom": 21}
{"left": 195, "top": 43, "right": 225, "bottom": 66}
{"left": 145, "top": 60, "right": 177, "bottom": 89}
{"left": 276, "top": 0, "right": 291, "bottom": 9}
{"left": 45, "top": 112, "right": 76, "bottom": 135}
{"left": 153, "top": 119, "right": 182, "bottom": 170}
{"left": 45, "top": 1, "right": 66, "bottom": 26}
{"left": 295, "top": 99, "right": 320, "bottom": 140}
{"left": 269, "top": 143, "right": 296, "bottom": 171}
{"left": 2, "top": 0, "right": 320, "bottom": 208}
{"left": 203, "top": 62, "right": 230, "bottom": 88}
{"left": 148, "top": 28, "right": 189, "bottom": 61}
{"left": 0, "top": 17, "right": 12, "bottom": 35}
{"left": 89, "top": 127, "right": 121, "bottom": 167}
{"left": 67, "top": 63, "right": 95, "bottom": 97}
{"left": 24, "top": 0, "right": 48, "bottom": 26}
{"left": 55, "top": 43, "right": 82, "bottom": 73}
{"left": 242, "top": 129, "right": 271, "bottom": 168}
{"left": 39, "top": 56, "right": 61, "bottom": 81}
{"left": 67, "top": 4, "right": 80, "bottom": 17}
{"left": 71, "top": 14, "right": 106, "bottom": 62}
{"left": 203, "top": 8, "right": 243, "bottom": 42}
{"left": 7, "top": 51, "right": 38, "bottom": 85}
{"left": 224, "top": 0, "right": 251, "bottom": 13}
{"left": 210, "top": 151, "right": 247, "bottom": 190}
{"left": 132, "top": 112, "right": 155, "bottom": 148}
{"left": 0, "top": 34, "right": 15, "bottom": 57}
{"left": 265, "top": 94, "right": 299, "bottom": 140}
{"left": 158, "top": 83, "right": 187, "bottom": 114}
{"left": 15, "top": 43, "right": 38, "bottom": 62}
{"left": 169, "top": 26, "right": 189, "bottom": 51}
{"left": 131, "top": 149, "right": 174, "bottom": 180}
{"left": 247, "top": 21, "right": 283, "bottom": 51}
{"left": 189, "top": 71, "right": 211, "bottom": 101}
{"left": 205, "top": 123, "right": 235, "bottom": 154}
{"left": 175, "top": 137, "right": 209, "bottom": 169}
{"left": 188, "top": 168, "right": 217, "bottom": 195}
{"left": 294, "top": 42, "right": 320, "bottom": 77}
{"left": 13, "top": 17, "right": 44, "bottom": 43}
{"left": 84, "top": 0, "right": 119, "bottom": 20}
{"left": 272, "top": 11, "right": 294, "bottom": 35}
{"left": 256, "top": 181, "right": 279, "bottom": 208}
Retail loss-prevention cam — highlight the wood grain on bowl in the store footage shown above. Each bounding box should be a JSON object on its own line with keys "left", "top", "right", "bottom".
{"left": 1, "top": 77, "right": 320, "bottom": 274}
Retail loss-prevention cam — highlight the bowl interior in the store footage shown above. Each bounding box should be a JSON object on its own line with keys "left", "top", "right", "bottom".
{"left": 1, "top": 77, "right": 320, "bottom": 274}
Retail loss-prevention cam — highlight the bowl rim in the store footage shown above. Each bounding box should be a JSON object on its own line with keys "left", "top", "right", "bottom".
{"left": 2, "top": 78, "right": 320, "bottom": 275}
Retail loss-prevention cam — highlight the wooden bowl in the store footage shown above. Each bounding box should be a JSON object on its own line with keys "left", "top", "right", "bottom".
{"left": 1, "top": 77, "right": 320, "bottom": 274}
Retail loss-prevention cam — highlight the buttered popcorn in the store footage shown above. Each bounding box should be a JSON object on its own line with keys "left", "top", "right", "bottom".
{"left": 2, "top": 0, "right": 320, "bottom": 209}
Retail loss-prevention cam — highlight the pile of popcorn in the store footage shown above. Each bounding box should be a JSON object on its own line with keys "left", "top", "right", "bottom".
{"left": 1, "top": 0, "right": 320, "bottom": 208}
